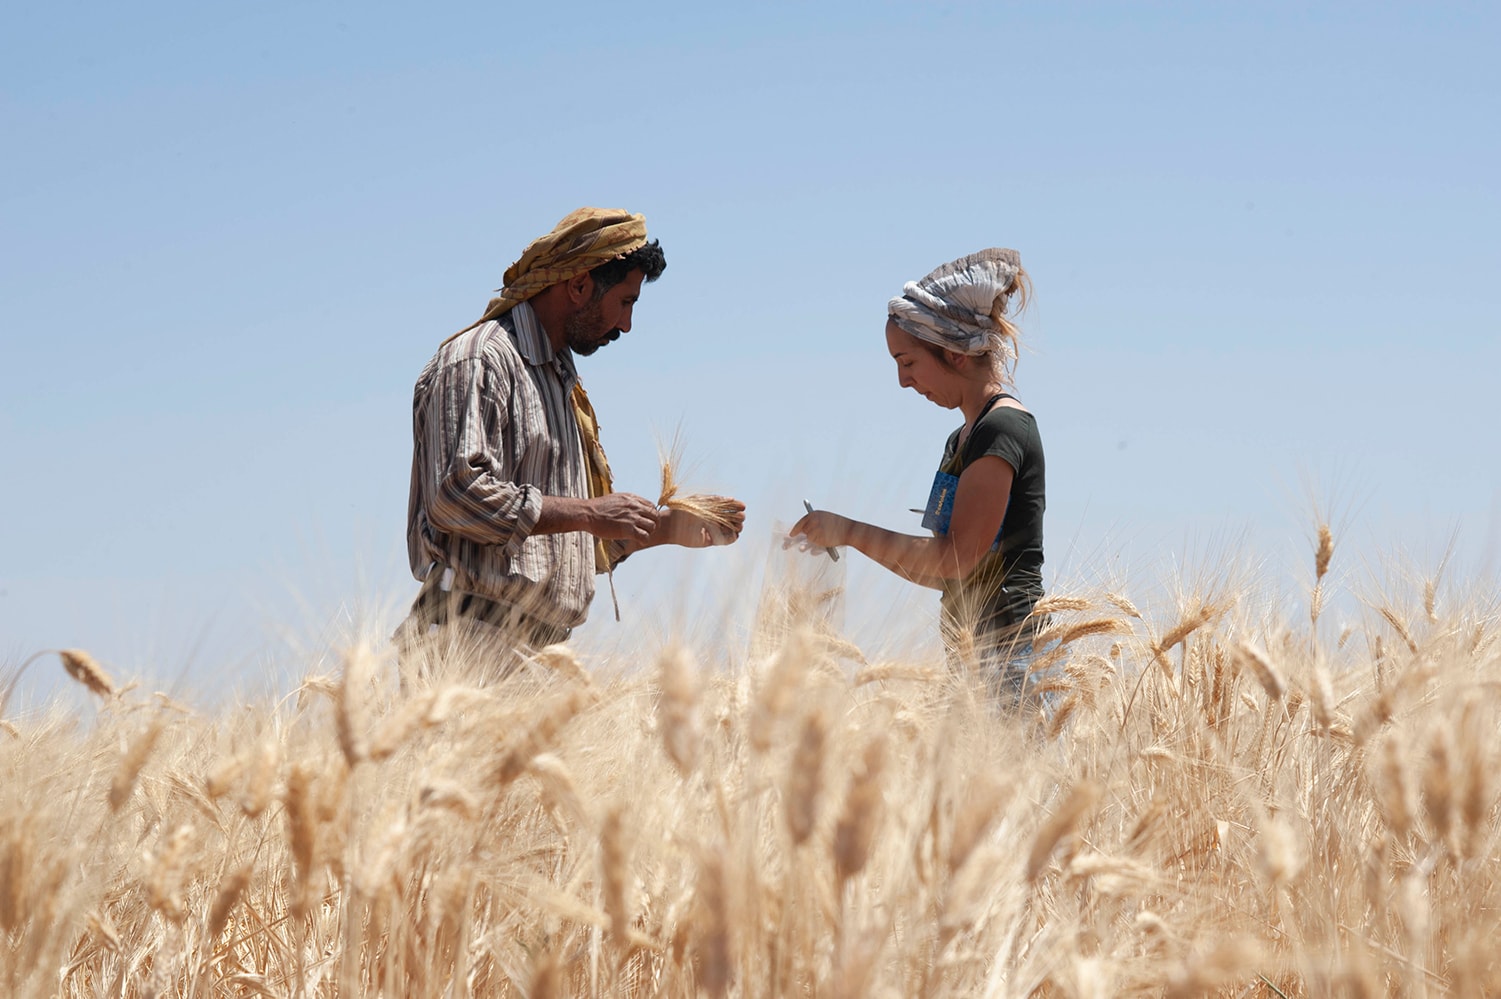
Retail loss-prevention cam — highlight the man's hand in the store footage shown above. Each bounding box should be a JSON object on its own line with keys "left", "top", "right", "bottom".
{"left": 540, "top": 493, "right": 744, "bottom": 552}
{"left": 661, "top": 497, "right": 747, "bottom": 548}
{"left": 586, "top": 492, "right": 661, "bottom": 543}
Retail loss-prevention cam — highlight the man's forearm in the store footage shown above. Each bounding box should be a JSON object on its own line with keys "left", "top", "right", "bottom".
{"left": 534, "top": 495, "right": 599, "bottom": 536}
{"left": 537, "top": 492, "right": 660, "bottom": 545}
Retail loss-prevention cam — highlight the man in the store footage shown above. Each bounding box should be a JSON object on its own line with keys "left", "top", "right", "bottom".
{"left": 400, "top": 207, "right": 745, "bottom": 675}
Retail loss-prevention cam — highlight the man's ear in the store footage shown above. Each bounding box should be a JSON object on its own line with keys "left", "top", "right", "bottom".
{"left": 565, "top": 272, "right": 594, "bottom": 306}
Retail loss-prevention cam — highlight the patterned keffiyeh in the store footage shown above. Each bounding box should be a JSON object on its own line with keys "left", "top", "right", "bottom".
{"left": 449, "top": 207, "right": 649, "bottom": 342}
{"left": 887, "top": 248, "right": 1024, "bottom": 359}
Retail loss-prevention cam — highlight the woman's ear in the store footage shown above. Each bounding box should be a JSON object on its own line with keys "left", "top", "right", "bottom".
{"left": 944, "top": 349, "right": 968, "bottom": 369}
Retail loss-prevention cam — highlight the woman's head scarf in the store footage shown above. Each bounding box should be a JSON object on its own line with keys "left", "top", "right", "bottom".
{"left": 887, "top": 248, "right": 1024, "bottom": 360}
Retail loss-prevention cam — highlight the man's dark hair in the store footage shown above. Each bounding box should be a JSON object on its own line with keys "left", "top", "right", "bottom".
{"left": 588, "top": 239, "right": 666, "bottom": 298}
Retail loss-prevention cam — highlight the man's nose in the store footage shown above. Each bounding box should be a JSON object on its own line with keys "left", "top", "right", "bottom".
{"left": 617, "top": 307, "right": 633, "bottom": 334}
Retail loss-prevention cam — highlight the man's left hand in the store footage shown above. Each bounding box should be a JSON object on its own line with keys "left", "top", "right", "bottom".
{"left": 662, "top": 498, "right": 746, "bottom": 548}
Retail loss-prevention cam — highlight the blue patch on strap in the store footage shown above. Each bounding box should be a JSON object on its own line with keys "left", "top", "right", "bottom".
{"left": 921, "top": 470, "right": 959, "bottom": 535}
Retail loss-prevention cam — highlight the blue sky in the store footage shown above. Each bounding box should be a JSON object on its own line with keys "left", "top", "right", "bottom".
{"left": 3, "top": 1, "right": 1498, "bottom": 699}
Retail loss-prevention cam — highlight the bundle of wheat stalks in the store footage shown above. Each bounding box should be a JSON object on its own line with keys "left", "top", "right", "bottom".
{"left": 3, "top": 529, "right": 1500, "bottom": 997}
{"left": 657, "top": 446, "right": 741, "bottom": 536}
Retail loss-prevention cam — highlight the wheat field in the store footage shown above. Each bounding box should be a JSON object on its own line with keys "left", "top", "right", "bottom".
{"left": 2, "top": 528, "right": 1498, "bottom": 998}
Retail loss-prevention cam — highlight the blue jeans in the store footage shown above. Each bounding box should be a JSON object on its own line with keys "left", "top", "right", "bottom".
{"left": 978, "top": 635, "right": 1060, "bottom": 712}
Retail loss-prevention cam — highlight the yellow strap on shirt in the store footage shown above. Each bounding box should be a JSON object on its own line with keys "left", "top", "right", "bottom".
{"left": 570, "top": 381, "right": 615, "bottom": 571}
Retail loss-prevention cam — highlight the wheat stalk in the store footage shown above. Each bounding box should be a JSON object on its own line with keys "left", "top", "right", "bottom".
{"left": 1106, "top": 592, "right": 1143, "bottom": 619}
{"left": 657, "top": 440, "right": 742, "bottom": 532}
{"left": 657, "top": 644, "right": 702, "bottom": 777}
{"left": 1154, "top": 602, "right": 1219, "bottom": 658}
{"left": 532, "top": 643, "right": 592, "bottom": 685}
{"left": 1380, "top": 605, "right": 1420, "bottom": 655}
{"left": 147, "top": 824, "right": 194, "bottom": 923}
{"left": 59, "top": 648, "right": 116, "bottom": 699}
{"left": 948, "top": 774, "right": 1010, "bottom": 874}
{"left": 1025, "top": 780, "right": 1100, "bottom": 882}
{"left": 493, "top": 688, "right": 593, "bottom": 785}
{"left": 1034, "top": 616, "right": 1132, "bottom": 649}
{"left": 207, "top": 863, "right": 253, "bottom": 938}
{"left": 283, "top": 763, "right": 318, "bottom": 916}
{"left": 785, "top": 707, "right": 827, "bottom": 846}
{"left": 1234, "top": 641, "right": 1286, "bottom": 701}
{"left": 336, "top": 646, "right": 372, "bottom": 767}
{"left": 1377, "top": 732, "right": 1414, "bottom": 840}
{"left": 834, "top": 735, "right": 887, "bottom": 885}
{"left": 1030, "top": 595, "right": 1093, "bottom": 616}
{"left": 695, "top": 846, "right": 732, "bottom": 998}
{"left": 1315, "top": 524, "right": 1334, "bottom": 581}
{"left": 600, "top": 804, "right": 632, "bottom": 943}
{"left": 109, "top": 717, "right": 164, "bottom": 811}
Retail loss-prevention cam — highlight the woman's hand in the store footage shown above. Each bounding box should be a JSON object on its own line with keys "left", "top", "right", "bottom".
{"left": 788, "top": 510, "right": 850, "bottom": 549}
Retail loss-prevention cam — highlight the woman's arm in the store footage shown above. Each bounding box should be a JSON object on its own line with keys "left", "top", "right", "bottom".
{"left": 791, "top": 455, "right": 1014, "bottom": 586}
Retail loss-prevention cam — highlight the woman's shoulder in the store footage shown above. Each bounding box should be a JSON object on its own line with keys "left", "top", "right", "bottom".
{"left": 979, "top": 399, "right": 1037, "bottom": 430}
{"left": 967, "top": 400, "right": 1041, "bottom": 458}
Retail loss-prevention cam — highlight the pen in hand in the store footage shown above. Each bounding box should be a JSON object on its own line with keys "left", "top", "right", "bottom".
{"left": 802, "top": 499, "right": 840, "bottom": 561}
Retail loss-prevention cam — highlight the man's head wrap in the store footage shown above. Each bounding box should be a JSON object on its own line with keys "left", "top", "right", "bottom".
{"left": 454, "top": 207, "right": 649, "bottom": 339}
{"left": 886, "top": 248, "right": 1024, "bottom": 360}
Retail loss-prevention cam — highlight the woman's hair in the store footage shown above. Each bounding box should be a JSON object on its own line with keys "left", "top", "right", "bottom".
{"left": 986, "top": 264, "right": 1032, "bottom": 367}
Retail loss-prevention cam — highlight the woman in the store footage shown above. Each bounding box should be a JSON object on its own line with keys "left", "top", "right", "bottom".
{"left": 790, "top": 248, "right": 1047, "bottom": 704}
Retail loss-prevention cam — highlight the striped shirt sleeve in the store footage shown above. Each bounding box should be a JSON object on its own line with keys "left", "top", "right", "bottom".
{"left": 415, "top": 349, "right": 541, "bottom": 557}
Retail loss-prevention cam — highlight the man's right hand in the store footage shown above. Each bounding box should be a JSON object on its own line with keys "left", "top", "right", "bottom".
{"left": 535, "top": 493, "right": 659, "bottom": 542}
{"left": 585, "top": 492, "right": 660, "bottom": 543}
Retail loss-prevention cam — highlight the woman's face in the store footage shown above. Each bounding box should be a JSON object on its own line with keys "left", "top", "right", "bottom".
{"left": 886, "top": 320, "right": 962, "bottom": 409}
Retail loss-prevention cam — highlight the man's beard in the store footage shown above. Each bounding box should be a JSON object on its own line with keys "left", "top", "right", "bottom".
{"left": 564, "top": 299, "right": 622, "bottom": 357}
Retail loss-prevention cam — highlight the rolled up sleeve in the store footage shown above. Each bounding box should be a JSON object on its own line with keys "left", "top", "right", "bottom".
{"left": 420, "top": 356, "right": 541, "bottom": 555}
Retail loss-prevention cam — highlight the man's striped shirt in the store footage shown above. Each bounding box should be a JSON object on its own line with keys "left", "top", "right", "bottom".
{"left": 406, "top": 303, "right": 595, "bottom": 628}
